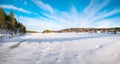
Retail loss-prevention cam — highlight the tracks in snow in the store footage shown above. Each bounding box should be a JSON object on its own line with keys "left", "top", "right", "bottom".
{"left": 9, "top": 39, "right": 28, "bottom": 49}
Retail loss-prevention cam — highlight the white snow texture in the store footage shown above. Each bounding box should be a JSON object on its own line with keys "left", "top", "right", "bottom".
{"left": 0, "top": 33, "right": 120, "bottom": 64}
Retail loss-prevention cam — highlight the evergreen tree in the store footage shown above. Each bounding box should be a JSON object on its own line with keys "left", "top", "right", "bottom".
{"left": 0, "top": 8, "right": 6, "bottom": 29}
{"left": 19, "top": 23, "right": 26, "bottom": 34}
{"left": 9, "top": 11, "right": 14, "bottom": 18}
{"left": 13, "top": 18, "right": 18, "bottom": 33}
{"left": 9, "top": 11, "right": 15, "bottom": 31}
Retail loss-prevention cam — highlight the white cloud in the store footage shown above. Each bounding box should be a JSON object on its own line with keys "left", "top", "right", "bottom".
{"left": 89, "top": 9, "right": 120, "bottom": 23}
{"left": 17, "top": 16, "right": 63, "bottom": 32}
{"left": 32, "top": 0, "right": 55, "bottom": 14}
{"left": 94, "top": 18, "right": 120, "bottom": 28}
{"left": 84, "top": 0, "right": 109, "bottom": 14}
{"left": 0, "top": 5, "right": 31, "bottom": 14}
{"left": 81, "top": 0, "right": 110, "bottom": 23}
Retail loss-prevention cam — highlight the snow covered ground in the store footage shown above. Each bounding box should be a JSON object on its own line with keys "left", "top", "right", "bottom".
{"left": 0, "top": 33, "right": 120, "bottom": 64}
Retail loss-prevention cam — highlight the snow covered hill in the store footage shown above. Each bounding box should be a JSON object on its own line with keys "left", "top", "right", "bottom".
{"left": 0, "top": 33, "right": 120, "bottom": 64}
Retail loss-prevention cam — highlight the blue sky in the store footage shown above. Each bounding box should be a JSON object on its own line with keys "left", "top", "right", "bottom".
{"left": 0, "top": 0, "right": 120, "bottom": 32}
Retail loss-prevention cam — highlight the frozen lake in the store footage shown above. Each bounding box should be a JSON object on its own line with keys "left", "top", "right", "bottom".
{"left": 0, "top": 33, "right": 120, "bottom": 64}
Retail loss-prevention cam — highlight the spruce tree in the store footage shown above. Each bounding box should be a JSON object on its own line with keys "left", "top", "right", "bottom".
{"left": 0, "top": 8, "right": 6, "bottom": 29}
{"left": 9, "top": 11, "right": 14, "bottom": 18}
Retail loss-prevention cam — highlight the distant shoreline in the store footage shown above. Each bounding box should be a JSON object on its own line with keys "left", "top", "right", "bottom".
{"left": 42, "top": 27, "right": 120, "bottom": 34}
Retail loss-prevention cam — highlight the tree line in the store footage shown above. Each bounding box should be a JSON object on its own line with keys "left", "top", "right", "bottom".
{"left": 42, "top": 28, "right": 120, "bottom": 34}
{"left": 0, "top": 8, "right": 26, "bottom": 38}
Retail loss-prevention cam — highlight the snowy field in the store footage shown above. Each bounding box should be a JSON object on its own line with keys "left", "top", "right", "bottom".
{"left": 0, "top": 33, "right": 120, "bottom": 64}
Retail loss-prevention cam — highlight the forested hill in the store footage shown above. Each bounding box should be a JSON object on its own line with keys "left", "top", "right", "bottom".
{"left": 0, "top": 8, "right": 26, "bottom": 37}
{"left": 42, "top": 28, "right": 120, "bottom": 34}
